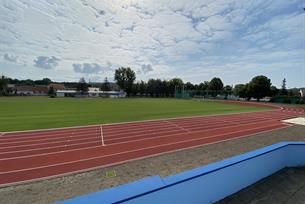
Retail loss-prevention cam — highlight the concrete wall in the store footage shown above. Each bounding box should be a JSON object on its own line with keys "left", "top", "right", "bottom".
{"left": 56, "top": 142, "right": 305, "bottom": 204}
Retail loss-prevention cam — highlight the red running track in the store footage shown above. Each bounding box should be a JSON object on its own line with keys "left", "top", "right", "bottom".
{"left": 0, "top": 102, "right": 304, "bottom": 187}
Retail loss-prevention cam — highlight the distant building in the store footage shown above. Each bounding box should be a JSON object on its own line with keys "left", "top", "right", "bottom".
{"left": 100, "top": 91, "right": 126, "bottom": 98}
{"left": 56, "top": 89, "right": 77, "bottom": 97}
{"left": 56, "top": 89, "right": 126, "bottom": 98}
{"left": 7, "top": 84, "right": 15, "bottom": 89}
{"left": 7, "top": 84, "right": 15, "bottom": 94}
{"left": 47, "top": 83, "right": 65, "bottom": 90}
{"left": 300, "top": 89, "right": 305, "bottom": 98}
{"left": 15, "top": 85, "right": 48, "bottom": 96}
{"left": 88, "top": 87, "right": 100, "bottom": 97}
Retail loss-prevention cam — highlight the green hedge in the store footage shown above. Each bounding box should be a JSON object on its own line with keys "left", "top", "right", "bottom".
{"left": 270, "top": 95, "right": 304, "bottom": 104}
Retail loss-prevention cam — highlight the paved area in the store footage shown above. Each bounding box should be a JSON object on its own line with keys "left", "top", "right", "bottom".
{"left": 0, "top": 125, "right": 304, "bottom": 204}
{"left": 218, "top": 167, "right": 305, "bottom": 204}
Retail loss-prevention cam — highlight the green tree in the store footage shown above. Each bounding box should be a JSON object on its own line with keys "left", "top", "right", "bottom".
{"left": 162, "top": 80, "right": 170, "bottom": 97}
{"left": 234, "top": 84, "right": 250, "bottom": 100}
{"left": 185, "top": 82, "right": 194, "bottom": 90}
{"left": 208, "top": 77, "right": 224, "bottom": 96}
{"left": 114, "top": 67, "right": 136, "bottom": 96}
{"left": 270, "top": 86, "right": 279, "bottom": 97}
{"left": 199, "top": 81, "right": 209, "bottom": 90}
{"left": 281, "top": 78, "right": 288, "bottom": 95}
{"left": 223, "top": 85, "right": 233, "bottom": 99}
{"left": 248, "top": 75, "right": 271, "bottom": 101}
{"left": 0, "top": 75, "right": 8, "bottom": 96}
{"left": 147, "top": 79, "right": 159, "bottom": 97}
{"left": 48, "top": 86, "right": 55, "bottom": 97}
{"left": 169, "top": 78, "right": 184, "bottom": 96}
{"left": 139, "top": 80, "right": 147, "bottom": 96}
{"left": 76, "top": 77, "right": 89, "bottom": 93}
{"left": 35, "top": 78, "right": 52, "bottom": 85}
{"left": 22, "top": 79, "right": 35, "bottom": 85}
{"left": 102, "top": 77, "right": 111, "bottom": 91}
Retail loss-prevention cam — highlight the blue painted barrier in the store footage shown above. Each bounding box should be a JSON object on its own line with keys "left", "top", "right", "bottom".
{"left": 56, "top": 142, "right": 305, "bottom": 204}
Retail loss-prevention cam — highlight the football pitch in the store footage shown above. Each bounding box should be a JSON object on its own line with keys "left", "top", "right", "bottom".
{"left": 0, "top": 97, "right": 269, "bottom": 132}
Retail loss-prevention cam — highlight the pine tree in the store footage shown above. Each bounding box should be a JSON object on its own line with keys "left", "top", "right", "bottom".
{"left": 281, "top": 78, "right": 288, "bottom": 95}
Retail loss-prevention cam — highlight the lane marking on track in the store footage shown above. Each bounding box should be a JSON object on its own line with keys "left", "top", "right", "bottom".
{"left": 1, "top": 112, "right": 279, "bottom": 143}
{"left": 0, "top": 124, "right": 291, "bottom": 188}
{"left": 0, "top": 118, "right": 283, "bottom": 157}
{"left": 164, "top": 120, "right": 191, "bottom": 133}
{"left": 2, "top": 122, "right": 286, "bottom": 157}
{"left": 0, "top": 123, "right": 288, "bottom": 174}
{"left": 100, "top": 125, "right": 105, "bottom": 146}
{"left": 0, "top": 111, "right": 292, "bottom": 144}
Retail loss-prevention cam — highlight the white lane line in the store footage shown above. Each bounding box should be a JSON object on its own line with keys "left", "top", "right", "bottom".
{"left": 0, "top": 128, "right": 100, "bottom": 140}
{"left": 100, "top": 125, "right": 105, "bottom": 146}
{"left": 163, "top": 120, "right": 190, "bottom": 133}
{"left": 0, "top": 111, "right": 288, "bottom": 144}
{"left": 0, "top": 122, "right": 288, "bottom": 174}
{"left": 0, "top": 136, "right": 102, "bottom": 149}
{"left": 0, "top": 119, "right": 284, "bottom": 159}
{"left": 0, "top": 130, "right": 102, "bottom": 144}
{"left": 0, "top": 124, "right": 291, "bottom": 188}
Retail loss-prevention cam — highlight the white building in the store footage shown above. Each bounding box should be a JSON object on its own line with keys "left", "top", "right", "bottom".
{"left": 100, "top": 91, "right": 126, "bottom": 98}
{"left": 56, "top": 89, "right": 126, "bottom": 98}
{"left": 56, "top": 90, "right": 77, "bottom": 97}
{"left": 300, "top": 89, "right": 304, "bottom": 98}
{"left": 88, "top": 87, "right": 100, "bottom": 97}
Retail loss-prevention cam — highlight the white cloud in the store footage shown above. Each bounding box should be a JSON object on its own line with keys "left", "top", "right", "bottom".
{"left": 140, "top": 64, "right": 153, "bottom": 74}
{"left": 72, "top": 62, "right": 112, "bottom": 74}
{"left": 0, "top": 0, "right": 303, "bottom": 87}
{"left": 34, "top": 56, "right": 60, "bottom": 69}
{"left": 3, "top": 53, "right": 18, "bottom": 62}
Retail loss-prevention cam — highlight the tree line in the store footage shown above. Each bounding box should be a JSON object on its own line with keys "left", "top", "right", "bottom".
{"left": 113, "top": 68, "right": 302, "bottom": 102}
{"left": 113, "top": 67, "right": 228, "bottom": 97}
{"left": 0, "top": 67, "right": 302, "bottom": 102}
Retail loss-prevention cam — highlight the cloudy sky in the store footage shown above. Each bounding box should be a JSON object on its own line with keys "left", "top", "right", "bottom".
{"left": 0, "top": 0, "right": 304, "bottom": 87}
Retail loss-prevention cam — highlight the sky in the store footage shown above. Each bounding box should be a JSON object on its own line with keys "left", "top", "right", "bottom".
{"left": 0, "top": 0, "right": 304, "bottom": 88}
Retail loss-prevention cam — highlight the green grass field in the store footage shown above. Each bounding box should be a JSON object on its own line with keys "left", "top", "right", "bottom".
{"left": 0, "top": 97, "right": 270, "bottom": 132}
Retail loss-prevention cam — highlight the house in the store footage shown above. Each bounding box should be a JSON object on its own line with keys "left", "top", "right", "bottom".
{"left": 88, "top": 87, "right": 100, "bottom": 97}
{"left": 56, "top": 89, "right": 77, "bottom": 97}
{"left": 7, "top": 84, "right": 15, "bottom": 89}
{"left": 47, "top": 83, "right": 65, "bottom": 91}
{"left": 15, "top": 85, "right": 48, "bottom": 96}
{"left": 7, "top": 84, "right": 15, "bottom": 94}
{"left": 56, "top": 89, "right": 126, "bottom": 98}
